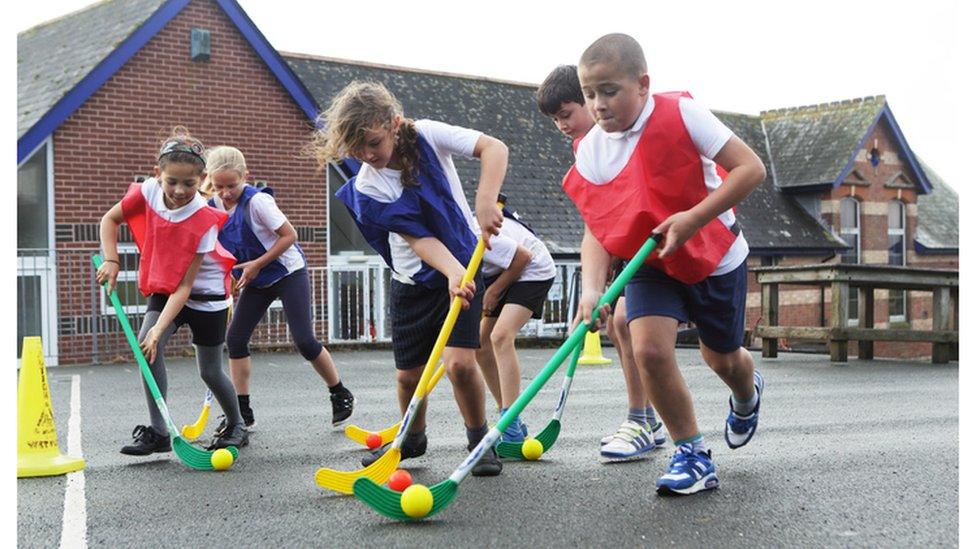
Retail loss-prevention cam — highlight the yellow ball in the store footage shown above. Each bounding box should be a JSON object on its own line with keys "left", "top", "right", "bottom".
{"left": 522, "top": 438, "right": 543, "bottom": 460}
{"left": 211, "top": 448, "right": 234, "bottom": 471}
{"left": 400, "top": 484, "right": 433, "bottom": 518}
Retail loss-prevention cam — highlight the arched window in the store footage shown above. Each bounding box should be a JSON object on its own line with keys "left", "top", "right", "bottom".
{"left": 888, "top": 200, "right": 907, "bottom": 320}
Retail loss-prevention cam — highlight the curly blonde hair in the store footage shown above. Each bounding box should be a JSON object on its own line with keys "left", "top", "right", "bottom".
{"left": 306, "top": 81, "right": 423, "bottom": 187}
{"left": 201, "top": 145, "right": 248, "bottom": 198}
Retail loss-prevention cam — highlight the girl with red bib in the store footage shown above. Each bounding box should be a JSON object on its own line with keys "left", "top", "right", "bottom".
{"left": 96, "top": 127, "right": 248, "bottom": 456}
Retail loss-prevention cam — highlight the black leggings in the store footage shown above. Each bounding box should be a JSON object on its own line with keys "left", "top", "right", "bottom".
{"left": 226, "top": 268, "right": 324, "bottom": 361}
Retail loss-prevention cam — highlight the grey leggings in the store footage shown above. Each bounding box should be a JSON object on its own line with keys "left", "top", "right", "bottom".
{"left": 137, "top": 309, "right": 243, "bottom": 434}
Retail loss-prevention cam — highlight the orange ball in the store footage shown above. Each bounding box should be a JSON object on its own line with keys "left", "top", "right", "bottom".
{"left": 388, "top": 469, "right": 413, "bottom": 492}
{"left": 365, "top": 433, "right": 383, "bottom": 450}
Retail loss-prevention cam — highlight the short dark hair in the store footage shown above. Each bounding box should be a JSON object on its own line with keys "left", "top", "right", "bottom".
{"left": 579, "top": 33, "right": 647, "bottom": 79}
{"left": 536, "top": 65, "right": 584, "bottom": 116}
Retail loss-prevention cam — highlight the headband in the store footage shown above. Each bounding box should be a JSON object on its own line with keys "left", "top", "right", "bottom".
{"left": 158, "top": 139, "right": 205, "bottom": 163}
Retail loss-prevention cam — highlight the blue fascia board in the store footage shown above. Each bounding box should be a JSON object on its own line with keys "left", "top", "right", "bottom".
{"left": 830, "top": 104, "right": 932, "bottom": 195}
{"left": 17, "top": 0, "right": 192, "bottom": 163}
{"left": 914, "top": 240, "right": 957, "bottom": 255}
{"left": 214, "top": 0, "right": 321, "bottom": 123}
{"left": 17, "top": 0, "right": 328, "bottom": 164}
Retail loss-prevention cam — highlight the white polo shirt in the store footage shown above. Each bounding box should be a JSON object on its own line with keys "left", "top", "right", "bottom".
{"left": 481, "top": 215, "right": 557, "bottom": 282}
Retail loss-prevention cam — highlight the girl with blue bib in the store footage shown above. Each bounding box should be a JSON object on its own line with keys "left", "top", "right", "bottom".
{"left": 310, "top": 81, "right": 508, "bottom": 475}
{"left": 204, "top": 146, "right": 355, "bottom": 434}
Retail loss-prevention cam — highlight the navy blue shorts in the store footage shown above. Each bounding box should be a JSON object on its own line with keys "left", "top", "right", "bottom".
{"left": 390, "top": 272, "right": 483, "bottom": 370}
{"left": 625, "top": 260, "right": 747, "bottom": 354}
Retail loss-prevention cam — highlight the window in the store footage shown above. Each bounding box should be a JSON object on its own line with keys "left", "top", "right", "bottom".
{"left": 888, "top": 201, "right": 906, "bottom": 321}
{"left": 18, "top": 142, "right": 50, "bottom": 250}
{"left": 839, "top": 198, "right": 860, "bottom": 321}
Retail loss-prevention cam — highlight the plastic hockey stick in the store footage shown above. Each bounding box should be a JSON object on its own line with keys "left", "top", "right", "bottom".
{"left": 495, "top": 340, "right": 583, "bottom": 459}
{"left": 352, "top": 234, "right": 662, "bottom": 520}
{"left": 93, "top": 255, "right": 239, "bottom": 470}
{"left": 180, "top": 390, "right": 213, "bottom": 440}
{"left": 315, "top": 233, "right": 490, "bottom": 494}
{"left": 344, "top": 363, "right": 447, "bottom": 447}
{"left": 496, "top": 267, "right": 585, "bottom": 459}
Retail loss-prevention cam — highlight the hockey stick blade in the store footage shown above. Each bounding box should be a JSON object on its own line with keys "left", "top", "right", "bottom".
{"left": 315, "top": 447, "right": 401, "bottom": 494}
{"left": 353, "top": 477, "right": 459, "bottom": 521}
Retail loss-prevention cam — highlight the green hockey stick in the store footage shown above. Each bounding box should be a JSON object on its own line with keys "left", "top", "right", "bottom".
{"left": 495, "top": 339, "right": 583, "bottom": 459}
{"left": 352, "top": 233, "right": 662, "bottom": 520}
{"left": 93, "top": 255, "right": 238, "bottom": 470}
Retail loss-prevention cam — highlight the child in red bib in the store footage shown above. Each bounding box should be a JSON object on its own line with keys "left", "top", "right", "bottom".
{"left": 538, "top": 64, "right": 666, "bottom": 462}
{"left": 566, "top": 34, "right": 768, "bottom": 496}
{"left": 96, "top": 127, "right": 248, "bottom": 456}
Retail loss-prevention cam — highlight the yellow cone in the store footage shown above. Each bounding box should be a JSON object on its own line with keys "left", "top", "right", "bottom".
{"left": 578, "top": 330, "right": 612, "bottom": 365}
{"left": 17, "top": 337, "right": 85, "bottom": 478}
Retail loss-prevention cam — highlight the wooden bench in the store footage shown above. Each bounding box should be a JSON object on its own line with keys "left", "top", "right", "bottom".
{"left": 752, "top": 264, "right": 958, "bottom": 363}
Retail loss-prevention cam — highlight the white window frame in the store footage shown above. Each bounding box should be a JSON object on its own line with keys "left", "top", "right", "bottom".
{"left": 839, "top": 197, "right": 860, "bottom": 325}
{"left": 17, "top": 137, "right": 59, "bottom": 364}
{"left": 888, "top": 200, "right": 907, "bottom": 322}
{"left": 101, "top": 243, "right": 147, "bottom": 316}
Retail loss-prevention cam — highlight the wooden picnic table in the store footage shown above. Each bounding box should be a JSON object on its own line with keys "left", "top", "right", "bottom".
{"left": 752, "top": 264, "right": 958, "bottom": 363}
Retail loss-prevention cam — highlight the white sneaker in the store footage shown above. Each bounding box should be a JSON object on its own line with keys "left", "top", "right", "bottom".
{"left": 600, "top": 420, "right": 658, "bottom": 462}
{"left": 601, "top": 420, "right": 666, "bottom": 446}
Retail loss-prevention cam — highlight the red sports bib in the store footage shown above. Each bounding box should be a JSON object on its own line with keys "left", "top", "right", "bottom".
{"left": 121, "top": 183, "right": 230, "bottom": 296}
{"left": 562, "top": 92, "right": 736, "bottom": 284}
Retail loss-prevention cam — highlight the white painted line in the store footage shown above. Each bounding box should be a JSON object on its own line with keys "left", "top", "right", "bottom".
{"left": 59, "top": 375, "right": 87, "bottom": 549}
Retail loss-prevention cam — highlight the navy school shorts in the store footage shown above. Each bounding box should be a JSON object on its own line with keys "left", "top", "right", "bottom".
{"left": 624, "top": 260, "right": 747, "bottom": 354}
{"left": 390, "top": 272, "right": 484, "bottom": 370}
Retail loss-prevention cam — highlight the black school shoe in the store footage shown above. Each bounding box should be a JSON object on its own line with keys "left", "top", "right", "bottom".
{"left": 361, "top": 432, "right": 427, "bottom": 467}
{"left": 330, "top": 387, "right": 356, "bottom": 427}
{"left": 212, "top": 410, "right": 255, "bottom": 439}
{"left": 120, "top": 425, "right": 171, "bottom": 456}
{"left": 208, "top": 422, "right": 249, "bottom": 450}
{"left": 469, "top": 441, "right": 503, "bottom": 477}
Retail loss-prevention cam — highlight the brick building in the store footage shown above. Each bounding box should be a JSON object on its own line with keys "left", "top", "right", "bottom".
{"left": 17, "top": 0, "right": 957, "bottom": 365}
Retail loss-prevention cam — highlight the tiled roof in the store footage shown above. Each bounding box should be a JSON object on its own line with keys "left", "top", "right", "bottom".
{"left": 715, "top": 111, "right": 847, "bottom": 251}
{"left": 761, "top": 96, "right": 887, "bottom": 189}
{"left": 915, "top": 159, "right": 958, "bottom": 251}
{"left": 16, "top": 1, "right": 951, "bottom": 258}
{"left": 17, "top": 0, "right": 166, "bottom": 139}
{"left": 284, "top": 54, "right": 585, "bottom": 253}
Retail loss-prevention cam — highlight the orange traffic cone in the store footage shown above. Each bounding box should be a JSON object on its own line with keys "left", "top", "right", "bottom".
{"left": 577, "top": 330, "right": 612, "bottom": 365}
{"left": 17, "top": 337, "right": 85, "bottom": 478}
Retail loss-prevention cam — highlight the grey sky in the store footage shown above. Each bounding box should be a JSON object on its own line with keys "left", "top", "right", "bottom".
{"left": 13, "top": 0, "right": 967, "bottom": 192}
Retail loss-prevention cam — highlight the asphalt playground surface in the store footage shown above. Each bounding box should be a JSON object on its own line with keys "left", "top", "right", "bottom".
{"left": 19, "top": 347, "right": 958, "bottom": 547}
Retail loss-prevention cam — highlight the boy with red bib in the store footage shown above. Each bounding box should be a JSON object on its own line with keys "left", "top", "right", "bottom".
{"left": 538, "top": 64, "right": 666, "bottom": 462}
{"left": 564, "top": 34, "right": 767, "bottom": 495}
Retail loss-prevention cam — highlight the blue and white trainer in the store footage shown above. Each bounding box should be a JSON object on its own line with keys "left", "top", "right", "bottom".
{"left": 655, "top": 443, "right": 719, "bottom": 495}
{"left": 600, "top": 420, "right": 657, "bottom": 461}
{"left": 725, "top": 370, "right": 764, "bottom": 449}
{"left": 601, "top": 420, "right": 666, "bottom": 446}
{"left": 500, "top": 415, "right": 528, "bottom": 444}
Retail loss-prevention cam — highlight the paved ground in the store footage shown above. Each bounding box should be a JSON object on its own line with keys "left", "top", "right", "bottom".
{"left": 19, "top": 348, "right": 958, "bottom": 547}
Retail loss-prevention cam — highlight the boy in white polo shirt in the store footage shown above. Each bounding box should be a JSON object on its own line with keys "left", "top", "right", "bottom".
{"left": 475, "top": 208, "right": 556, "bottom": 444}
{"left": 564, "top": 33, "right": 768, "bottom": 495}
